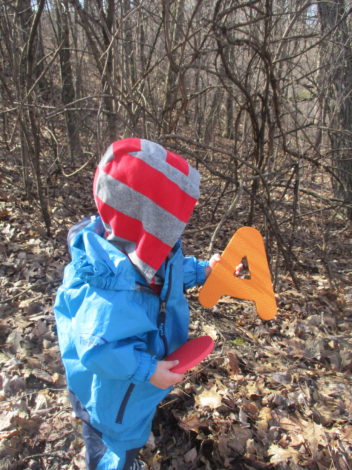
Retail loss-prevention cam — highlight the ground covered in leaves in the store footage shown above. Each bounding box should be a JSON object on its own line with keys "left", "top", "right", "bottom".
{"left": 0, "top": 157, "right": 351, "bottom": 470}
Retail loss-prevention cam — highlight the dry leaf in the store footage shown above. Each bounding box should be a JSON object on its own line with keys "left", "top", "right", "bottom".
{"left": 227, "top": 426, "right": 252, "bottom": 454}
{"left": 184, "top": 447, "right": 198, "bottom": 463}
{"left": 195, "top": 385, "right": 222, "bottom": 409}
{"left": 31, "top": 369, "right": 58, "bottom": 383}
{"left": 202, "top": 324, "right": 218, "bottom": 340}
{"left": 302, "top": 422, "right": 327, "bottom": 457}
{"left": 0, "top": 412, "right": 13, "bottom": 432}
{"left": 228, "top": 351, "right": 240, "bottom": 375}
{"left": 268, "top": 443, "right": 300, "bottom": 464}
{"left": 0, "top": 209, "right": 10, "bottom": 220}
{"left": 257, "top": 407, "right": 273, "bottom": 436}
{"left": 178, "top": 413, "right": 207, "bottom": 433}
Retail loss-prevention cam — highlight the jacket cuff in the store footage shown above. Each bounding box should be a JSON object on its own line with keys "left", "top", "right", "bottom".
{"left": 132, "top": 352, "right": 158, "bottom": 383}
{"left": 196, "top": 260, "right": 209, "bottom": 285}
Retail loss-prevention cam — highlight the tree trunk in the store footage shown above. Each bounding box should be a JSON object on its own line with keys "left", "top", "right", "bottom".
{"left": 56, "top": 0, "right": 82, "bottom": 163}
{"left": 161, "top": 0, "right": 185, "bottom": 134}
{"left": 18, "top": 0, "right": 51, "bottom": 233}
{"left": 318, "top": 0, "right": 352, "bottom": 218}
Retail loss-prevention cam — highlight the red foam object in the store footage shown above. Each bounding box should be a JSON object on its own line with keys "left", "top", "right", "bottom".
{"left": 165, "top": 336, "right": 215, "bottom": 374}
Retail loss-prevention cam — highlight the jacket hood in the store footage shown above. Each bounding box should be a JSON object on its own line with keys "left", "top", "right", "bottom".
{"left": 93, "top": 138, "right": 200, "bottom": 282}
{"left": 67, "top": 216, "right": 145, "bottom": 292}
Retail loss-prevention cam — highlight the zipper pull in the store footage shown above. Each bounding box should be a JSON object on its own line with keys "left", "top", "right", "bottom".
{"left": 158, "top": 301, "right": 166, "bottom": 326}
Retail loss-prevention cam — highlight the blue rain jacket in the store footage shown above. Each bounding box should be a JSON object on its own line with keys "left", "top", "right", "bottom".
{"left": 54, "top": 216, "right": 208, "bottom": 452}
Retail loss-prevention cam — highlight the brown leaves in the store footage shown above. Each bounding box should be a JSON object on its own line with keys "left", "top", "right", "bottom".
{"left": 0, "top": 205, "right": 78, "bottom": 469}
{"left": 1, "top": 151, "right": 352, "bottom": 470}
{"left": 152, "top": 284, "right": 352, "bottom": 469}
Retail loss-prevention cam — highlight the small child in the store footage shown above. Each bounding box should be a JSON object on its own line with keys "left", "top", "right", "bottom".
{"left": 54, "top": 138, "right": 218, "bottom": 470}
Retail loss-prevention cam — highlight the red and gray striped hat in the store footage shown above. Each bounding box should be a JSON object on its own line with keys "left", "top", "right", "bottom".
{"left": 93, "top": 138, "right": 200, "bottom": 282}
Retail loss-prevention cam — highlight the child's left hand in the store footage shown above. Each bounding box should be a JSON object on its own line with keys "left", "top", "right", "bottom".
{"left": 149, "top": 360, "right": 184, "bottom": 389}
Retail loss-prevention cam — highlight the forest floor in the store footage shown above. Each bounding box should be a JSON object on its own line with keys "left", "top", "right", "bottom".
{"left": 0, "top": 154, "right": 352, "bottom": 470}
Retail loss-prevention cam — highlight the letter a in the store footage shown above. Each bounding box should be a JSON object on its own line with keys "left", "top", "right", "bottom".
{"left": 199, "top": 227, "right": 277, "bottom": 320}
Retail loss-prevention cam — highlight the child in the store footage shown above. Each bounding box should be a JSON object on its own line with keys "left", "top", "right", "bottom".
{"left": 54, "top": 138, "right": 219, "bottom": 470}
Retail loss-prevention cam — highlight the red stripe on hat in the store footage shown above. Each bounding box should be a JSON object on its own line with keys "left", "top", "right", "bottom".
{"left": 102, "top": 152, "right": 196, "bottom": 223}
{"left": 166, "top": 151, "right": 189, "bottom": 175}
{"left": 94, "top": 139, "right": 141, "bottom": 196}
{"left": 111, "top": 138, "right": 141, "bottom": 158}
{"left": 95, "top": 197, "right": 172, "bottom": 270}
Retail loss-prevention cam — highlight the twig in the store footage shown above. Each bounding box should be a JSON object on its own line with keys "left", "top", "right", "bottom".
{"left": 22, "top": 450, "right": 70, "bottom": 462}
{"left": 61, "top": 155, "right": 95, "bottom": 177}
{"left": 0, "top": 281, "right": 51, "bottom": 305}
{"left": 208, "top": 185, "right": 243, "bottom": 254}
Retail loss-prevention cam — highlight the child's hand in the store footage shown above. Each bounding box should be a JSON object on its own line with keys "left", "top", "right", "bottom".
{"left": 234, "top": 262, "right": 243, "bottom": 277}
{"left": 206, "top": 254, "right": 244, "bottom": 278}
{"left": 149, "top": 360, "right": 184, "bottom": 389}
{"left": 206, "top": 253, "right": 221, "bottom": 278}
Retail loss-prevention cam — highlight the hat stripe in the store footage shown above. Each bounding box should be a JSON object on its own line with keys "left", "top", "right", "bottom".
{"left": 95, "top": 197, "right": 172, "bottom": 270}
{"left": 129, "top": 139, "right": 199, "bottom": 199}
{"left": 95, "top": 169, "right": 186, "bottom": 247}
{"left": 166, "top": 151, "right": 189, "bottom": 175}
{"left": 101, "top": 153, "right": 196, "bottom": 224}
{"left": 99, "top": 138, "right": 142, "bottom": 167}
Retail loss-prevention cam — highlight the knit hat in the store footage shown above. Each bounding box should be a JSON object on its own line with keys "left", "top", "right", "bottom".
{"left": 93, "top": 138, "right": 200, "bottom": 282}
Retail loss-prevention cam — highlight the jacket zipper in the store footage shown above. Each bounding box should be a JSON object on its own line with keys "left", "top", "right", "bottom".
{"left": 115, "top": 264, "right": 174, "bottom": 424}
{"left": 116, "top": 383, "right": 135, "bottom": 424}
{"left": 135, "top": 281, "right": 159, "bottom": 295}
{"left": 158, "top": 265, "right": 173, "bottom": 357}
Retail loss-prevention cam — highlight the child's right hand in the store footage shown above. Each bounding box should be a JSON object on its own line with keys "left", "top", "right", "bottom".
{"left": 206, "top": 253, "right": 243, "bottom": 278}
{"left": 149, "top": 360, "right": 184, "bottom": 389}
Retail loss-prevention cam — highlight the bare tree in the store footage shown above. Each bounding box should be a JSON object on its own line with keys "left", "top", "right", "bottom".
{"left": 55, "top": 0, "right": 82, "bottom": 162}
{"left": 318, "top": 0, "right": 352, "bottom": 218}
{"left": 0, "top": 0, "right": 51, "bottom": 232}
{"left": 0, "top": 0, "right": 351, "bottom": 256}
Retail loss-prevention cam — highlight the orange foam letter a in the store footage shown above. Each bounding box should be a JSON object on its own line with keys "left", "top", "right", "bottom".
{"left": 199, "top": 227, "right": 277, "bottom": 320}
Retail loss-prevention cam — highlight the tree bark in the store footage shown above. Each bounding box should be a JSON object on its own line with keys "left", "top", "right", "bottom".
{"left": 56, "top": 0, "right": 82, "bottom": 163}
{"left": 318, "top": 0, "right": 352, "bottom": 218}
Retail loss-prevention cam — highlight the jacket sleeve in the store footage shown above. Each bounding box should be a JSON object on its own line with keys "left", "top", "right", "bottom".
{"left": 69, "top": 288, "right": 158, "bottom": 383}
{"left": 183, "top": 256, "right": 209, "bottom": 289}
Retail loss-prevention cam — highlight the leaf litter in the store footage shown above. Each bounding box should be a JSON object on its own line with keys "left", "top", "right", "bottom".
{"left": 0, "top": 160, "right": 351, "bottom": 470}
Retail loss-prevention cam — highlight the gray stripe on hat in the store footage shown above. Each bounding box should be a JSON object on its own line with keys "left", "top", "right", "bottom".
{"left": 129, "top": 139, "right": 200, "bottom": 200}
{"left": 128, "top": 252, "right": 156, "bottom": 283}
{"left": 96, "top": 171, "right": 187, "bottom": 247}
{"left": 98, "top": 143, "right": 115, "bottom": 166}
{"left": 106, "top": 231, "right": 160, "bottom": 283}
{"left": 107, "top": 232, "right": 137, "bottom": 255}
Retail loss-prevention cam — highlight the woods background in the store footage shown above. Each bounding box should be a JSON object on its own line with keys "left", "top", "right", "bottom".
{"left": 0, "top": 1, "right": 352, "bottom": 470}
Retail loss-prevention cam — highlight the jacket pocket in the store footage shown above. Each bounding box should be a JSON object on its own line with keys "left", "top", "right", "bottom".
{"left": 116, "top": 383, "right": 135, "bottom": 424}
